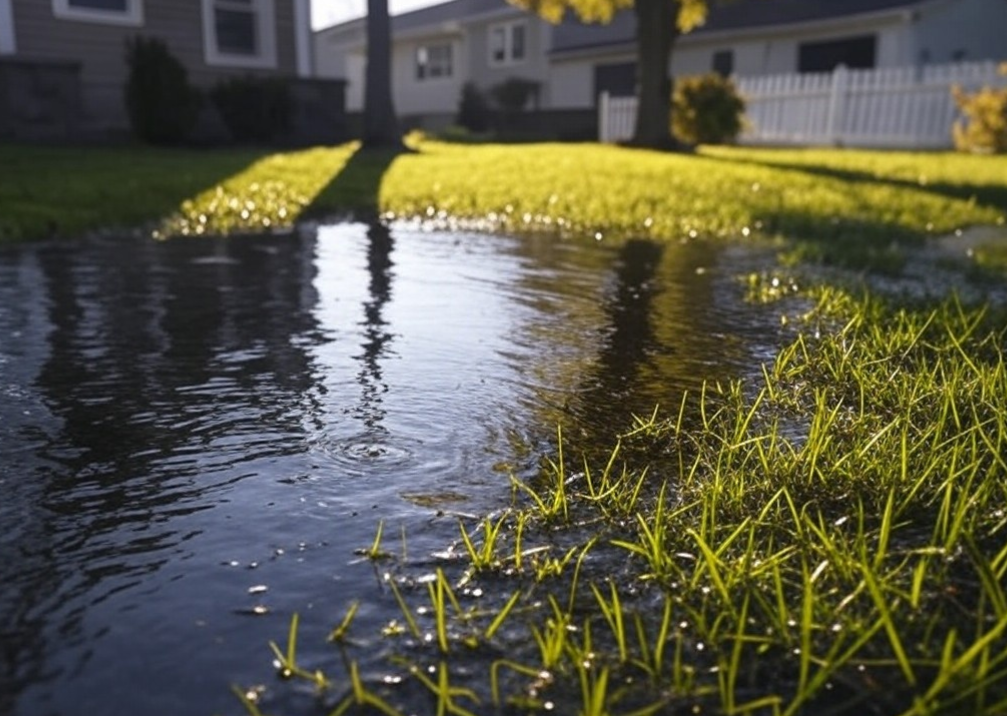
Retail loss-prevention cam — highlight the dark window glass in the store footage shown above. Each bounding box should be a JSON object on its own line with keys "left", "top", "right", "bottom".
{"left": 712, "top": 50, "right": 734, "bottom": 77}
{"left": 490, "top": 27, "right": 506, "bottom": 63}
{"left": 798, "top": 35, "right": 876, "bottom": 73}
{"left": 216, "top": 8, "right": 256, "bottom": 55}
{"left": 416, "top": 44, "right": 452, "bottom": 80}
{"left": 69, "top": 0, "right": 128, "bottom": 10}
{"left": 511, "top": 24, "right": 525, "bottom": 61}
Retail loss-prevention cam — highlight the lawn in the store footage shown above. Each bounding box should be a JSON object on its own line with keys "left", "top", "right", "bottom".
{"left": 4, "top": 139, "right": 1007, "bottom": 715}
{"left": 3, "top": 139, "right": 1005, "bottom": 267}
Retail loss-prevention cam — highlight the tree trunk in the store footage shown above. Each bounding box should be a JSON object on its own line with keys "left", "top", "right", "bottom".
{"left": 630, "top": 0, "right": 682, "bottom": 150}
{"left": 363, "top": 0, "right": 403, "bottom": 149}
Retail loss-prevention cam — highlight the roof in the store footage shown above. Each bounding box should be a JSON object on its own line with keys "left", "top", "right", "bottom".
{"left": 392, "top": 0, "right": 514, "bottom": 33}
{"left": 552, "top": 0, "right": 925, "bottom": 53}
{"left": 320, "top": 0, "right": 927, "bottom": 50}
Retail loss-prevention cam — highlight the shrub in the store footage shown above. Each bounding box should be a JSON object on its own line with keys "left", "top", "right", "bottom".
{"left": 124, "top": 36, "right": 201, "bottom": 145}
{"left": 489, "top": 77, "right": 541, "bottom": 113}
{"left": 456, "top": 82, "right": 490, "bottom": 132}
{"left": 671, "top": 73, "right": 746, "bottom": 146}
{"left": 952, "top": 64, "right": 1007, "bottom": 154}
{"left": 210, "top": 76, "right": 292, "bottom": 144}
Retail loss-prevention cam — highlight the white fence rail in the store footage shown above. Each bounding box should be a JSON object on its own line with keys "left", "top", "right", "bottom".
{"left": 599, "top": 61, "right": 1007, "bottom": 148}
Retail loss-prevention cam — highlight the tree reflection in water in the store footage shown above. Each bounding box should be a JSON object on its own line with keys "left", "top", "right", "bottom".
{"left": 354, "top": 221, "right": 395, "bottom": 430}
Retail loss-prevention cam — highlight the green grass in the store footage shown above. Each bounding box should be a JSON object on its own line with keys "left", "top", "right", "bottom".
{"left": 240, "top": 290, "right": 1007, "bottom": 716}
{"left": 3, "top": 140, "right": 1005, "bottom": 271}
{"left": 5, "top": 138, "right": 1007, "bottom": 714}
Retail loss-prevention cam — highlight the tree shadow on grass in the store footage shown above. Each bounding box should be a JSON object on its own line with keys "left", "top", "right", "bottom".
{"left": 702, "top": 152, "right": 1007, "bottom": 217}
{"left": 690, "top": 151, "right": 1007, "bottom": 273}
{"left": 303, "top": 144, "right": 411, "bottom": 224}
{"left": 0, "top": 144, "right": 275, "bottom": 242}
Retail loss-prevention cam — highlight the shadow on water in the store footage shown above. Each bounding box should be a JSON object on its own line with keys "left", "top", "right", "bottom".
{"left": 0, "top": 233, "right": 327, "bottom": 715}
{"left": 354, "top": 221, "right": 395, "bottom": 430}
{"left": 502, "top": 232, "right": 780, "bottom": 461}
{"left": 0, "top": 197, "right": 784, "bottom": 716}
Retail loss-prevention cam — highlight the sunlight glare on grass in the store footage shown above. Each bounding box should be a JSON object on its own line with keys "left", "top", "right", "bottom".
{"left": 156, "top": 144, "right": 361, "bottom": 238}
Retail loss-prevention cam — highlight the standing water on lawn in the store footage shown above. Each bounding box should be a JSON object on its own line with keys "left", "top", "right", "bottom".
{"left": 0, "top": 223, "right": 783, "bottom": 716}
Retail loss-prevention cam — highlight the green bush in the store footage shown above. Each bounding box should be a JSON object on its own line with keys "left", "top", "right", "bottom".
{"left": 952, "top": 64, "right": 1007, "bottom": 154}
{"left": 210, "top": 76, "right": 292, "bottom": 144}
{"left": 671, "top": 73, "right": 746, "bottom": 146}
{"left": 489, "top": 77, "right": 540, "bottom": 113}
{"left": 124, "top": 36, "right": 201, "bottom": 145}
{"left": 456, "top": 82, "right": 490, "bottom": 132}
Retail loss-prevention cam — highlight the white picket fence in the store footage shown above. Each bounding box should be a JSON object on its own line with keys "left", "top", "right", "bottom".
{"left": 599, "top": 60, "right": 1007, "bottom": 148}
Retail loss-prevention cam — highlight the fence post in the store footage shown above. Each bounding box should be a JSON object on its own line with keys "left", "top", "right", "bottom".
{"left": 825, "top": 64, "right": 848, "bottom": 145}
{"left": 598, "top": 91, "right": 610, "bottom": 142}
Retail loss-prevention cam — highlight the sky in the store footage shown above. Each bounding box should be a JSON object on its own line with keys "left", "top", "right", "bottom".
{"left": 311, "top": 0, "right": 445, "bottom": 30}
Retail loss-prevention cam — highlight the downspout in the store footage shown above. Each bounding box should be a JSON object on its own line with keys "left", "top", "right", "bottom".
{"left": 0, "top": 0, "right": 16, "bottom": 55}
{"left": 294, "top": 0, "right": 312, "bottom": 77}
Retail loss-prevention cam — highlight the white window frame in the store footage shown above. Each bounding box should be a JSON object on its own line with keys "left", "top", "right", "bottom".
{"left": 52, "top": 0, "right": 144, "bottom": 27}
{"left": 488, "top": 20, "right": 527, "bottom": 68}
{"left": 201, "top": 0, "right": 277, "bottom": 69}
{"left": 1, "top": 0, "right": 16, "bottom": 54}
{"left": 415, "top": 42, "right": 453, "bottom": 81}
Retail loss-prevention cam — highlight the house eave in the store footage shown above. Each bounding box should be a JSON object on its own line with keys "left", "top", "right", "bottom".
{"left": 549, "top": 2, "right": 929, "bottom": 61}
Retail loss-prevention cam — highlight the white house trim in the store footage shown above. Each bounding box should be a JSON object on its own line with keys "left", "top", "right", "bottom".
{"left": 52, "top": 0, "right": 144, "bottom": 27}
{"left": 200, "top": 0, "right": 277, "bottom": 69}
{"left": 293, "top": 0, "right": 311, "bottom": 77}
{"left": 0, "top": 0, "right": 16, "bottom": 54}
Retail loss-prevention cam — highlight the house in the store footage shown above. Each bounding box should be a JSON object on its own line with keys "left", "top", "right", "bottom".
{"left": 313, "top": 0, "right": 1007, "bottom": 135}
{"left": 314, "top": 0, "right": 555, "bottom": 132}
{"left": 0, "top": 0, "right": 346, "bottom": 143}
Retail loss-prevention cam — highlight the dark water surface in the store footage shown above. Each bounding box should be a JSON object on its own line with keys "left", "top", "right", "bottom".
{"left": 0, "top": 224, "right": 784, "bottom": 716}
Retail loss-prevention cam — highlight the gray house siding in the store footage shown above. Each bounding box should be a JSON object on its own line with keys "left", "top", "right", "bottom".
{"left": 10, "top": 0, "right": 299, "bottom": 136}
{"left": 913, "top": 0, "right": 1007, "bottom": 65}
{"left": 466, "top": 13, "right": 551, "bottom": 105}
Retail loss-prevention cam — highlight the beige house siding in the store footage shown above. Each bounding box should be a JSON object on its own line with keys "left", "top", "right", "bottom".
{"left": 392, "top": 29, "right": 465, "bottom": 120}
{"left": 465, "top": 12, "right": 551, "bottom": 104}
{"left": 11, "top": 0, "right": 299, "bottom": 134}
{"left": 670, "top": 16, "right": 912, "bottom": 78}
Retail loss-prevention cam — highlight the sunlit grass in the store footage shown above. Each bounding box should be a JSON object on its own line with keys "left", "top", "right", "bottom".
{"left": 156, "top": 146, "right": 358, "bottom": 237}
{"left": 4, "top": 141, "right": 1005, "bottom": 270}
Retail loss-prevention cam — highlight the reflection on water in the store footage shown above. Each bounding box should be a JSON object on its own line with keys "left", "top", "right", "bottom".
{"left": 0, "top": 224, "right": 781, "bottom": 716}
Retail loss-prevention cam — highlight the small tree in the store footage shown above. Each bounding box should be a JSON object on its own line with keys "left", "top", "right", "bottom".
{"left": 456, "top": 82, "right": 491, "bottom": 132}
{"left": 489, "top": 77, "right": 541, "bottom": 114}
{"left": 952, "top": 63, "right": 1007, "bottom": 154}
{"left": 210, "top": 76, "right": 291, "bottom": 144}
{"left": 124, "top": 36, "right": 200, "bottom": 145}
{"left": 671, "top": 73, "right": 746, "bottom": 146}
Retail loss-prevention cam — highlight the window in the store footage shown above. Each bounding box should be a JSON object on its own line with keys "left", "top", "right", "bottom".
{"left": 416, "top": 43, "right": 453, "bottom": 80}
{"left": 489, "top": 20, "right": 526, "bottom": 66}
{"left": 712, "top": 50, "right": 734, "bottom": 77}
{"left": 594, "top": 62, "right": 636, "bottom": 101}
{"left": 798, "top": 35, "right": 876, "bottom": 73}
{"left": 201, "top": 0, "right": 276, "bottom": 69}
{"left": 52, "top": 0, "right": 143, "bottom": 26}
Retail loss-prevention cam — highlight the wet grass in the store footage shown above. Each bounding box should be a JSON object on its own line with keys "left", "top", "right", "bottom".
{"left": 3, "top": 141, "right": 1005, "bottom": 268}
{"left": 5, "top": 139, "right": 1007, "bottom": 714}
{"left": 235, "top": 288, "right": 1007, "bottom": 716}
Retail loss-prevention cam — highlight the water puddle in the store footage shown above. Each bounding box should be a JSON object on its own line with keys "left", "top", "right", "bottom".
{"left": 0, "top": 223, "right": 787, "bottom": 716}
